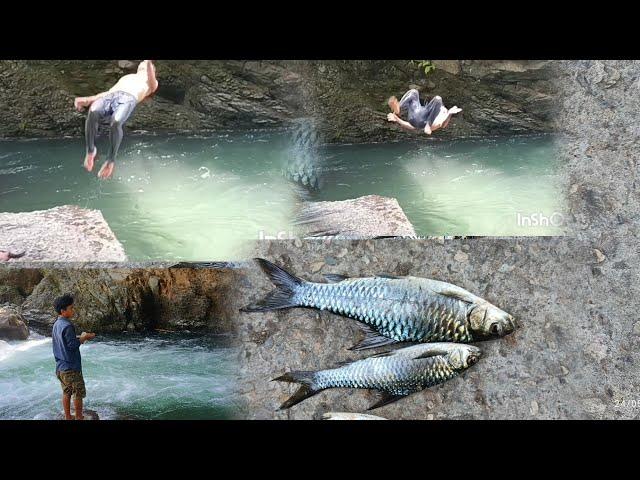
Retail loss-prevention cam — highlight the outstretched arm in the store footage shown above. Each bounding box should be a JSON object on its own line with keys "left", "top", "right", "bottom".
{"left": 387, "top": 112, "right": 416, "bottom": 132}
{"left": 145, "top": 60, "right": 159, "bottom": 95}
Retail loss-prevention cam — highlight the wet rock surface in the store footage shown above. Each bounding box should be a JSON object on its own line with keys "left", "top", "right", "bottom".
{"left": 0, "top": 205, "right": 126, "bottom": 263}
{"left": 52, "top": 409, "right": 100, "bottom": 421}
{"left": 0, "top": 304, "right": 29, "bottom": 340}
{"left": 233, "top": 238, "right": 639, "bottom": 419}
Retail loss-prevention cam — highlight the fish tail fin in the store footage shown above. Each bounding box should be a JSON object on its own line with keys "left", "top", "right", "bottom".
{"left": 240, "top": 258, "right": 304, "bottom": 312}
{"left": 273, "top": 371, "right": 322, "bottom": 409}
{"left": 8, "top": 251, "right": 25, "bottom": 259}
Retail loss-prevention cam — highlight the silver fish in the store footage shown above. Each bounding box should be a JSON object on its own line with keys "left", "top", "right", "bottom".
{"left": 241, "top": 258, "right": 516, "bottom": 350}
{"left": 274, "top": 343, "right": 481, "bottom": 410}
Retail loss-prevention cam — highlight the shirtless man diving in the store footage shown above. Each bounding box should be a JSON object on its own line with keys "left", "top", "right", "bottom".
{"left": 387, "top": 89, "right": 462, "bottom": 135}
{"left": 74, "top": 60, "right": 159, "bottom": 179}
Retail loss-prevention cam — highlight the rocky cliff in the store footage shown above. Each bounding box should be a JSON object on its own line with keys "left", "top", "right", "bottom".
{"left": 1, "top": 267, "right": 241, "bottom": 335}
{"left": 0, "top": 60, "right": 556, "bottom": 143}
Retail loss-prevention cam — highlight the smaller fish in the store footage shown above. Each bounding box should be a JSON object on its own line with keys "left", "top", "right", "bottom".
{"left": 274, "top": 342, "right": 481, "bottom": 410}
{"left": 322, "top": 412, "right": 387, "bottom": 420}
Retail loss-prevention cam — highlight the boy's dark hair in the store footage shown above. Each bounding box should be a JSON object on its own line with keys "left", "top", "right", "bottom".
{"left": 54, "top": 294, "right": 74, "bottom": 314}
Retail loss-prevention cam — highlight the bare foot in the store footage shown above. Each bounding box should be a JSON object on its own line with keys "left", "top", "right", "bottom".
{"left": 98, "top": 161, "right": 115, "bottom": 179}
{"left": 449, "top": 106, "right": 462, "bottom": 114}
{"left": 84, "top": 148, "right": 97, "bottom": 172}
{"left": 74, "top": 98, "right": 88, "bottom": 112}
{"left": 387, "top": 112, "right": 398, "bottom": 122}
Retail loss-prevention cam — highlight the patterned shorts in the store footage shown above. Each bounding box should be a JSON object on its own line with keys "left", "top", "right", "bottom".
{"left": 56, "top": 370, "right": 86, "bottom": 399}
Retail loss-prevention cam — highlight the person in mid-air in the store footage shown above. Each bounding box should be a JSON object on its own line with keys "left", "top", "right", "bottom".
{"left": 73, "top": 60, "right": 159, "bottom": 180}
{"left": 387, "top": 89, "right": 462, "bottom": 135}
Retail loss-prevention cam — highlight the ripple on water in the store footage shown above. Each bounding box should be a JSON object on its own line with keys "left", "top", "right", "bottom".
{"left": 0, "top": 333, "right": 239, "bottom": 420}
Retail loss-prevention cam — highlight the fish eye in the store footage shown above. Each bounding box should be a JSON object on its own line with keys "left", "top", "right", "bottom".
{"left": 490, "top": 323, "right": 501, "bottom": 335}
{"left": 467, "top": 355, "right": 477, "bottom": 365}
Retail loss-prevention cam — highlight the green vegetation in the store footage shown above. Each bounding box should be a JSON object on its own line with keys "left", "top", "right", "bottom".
{"left": 409, "top": 60, "right": 436, "bottom": 76}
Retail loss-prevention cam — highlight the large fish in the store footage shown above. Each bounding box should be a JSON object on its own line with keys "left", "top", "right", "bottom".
{"left": 241, "top": 258, "right": 516, "bottom": 350}
{"left": 274, "top": 342, "right": 481, "bottom": 410}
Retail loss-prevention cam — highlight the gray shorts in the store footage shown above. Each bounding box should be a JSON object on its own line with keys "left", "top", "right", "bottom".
{"left": 91, "top": 90, "right": 137, "bottom": 123}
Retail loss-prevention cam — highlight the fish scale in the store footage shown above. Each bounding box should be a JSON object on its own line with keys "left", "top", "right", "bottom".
{"left": 296, "top": 277, "right": 473, "bottom": 343}
{"left": 314, "top": 354, "right": 457, "bottom": 396}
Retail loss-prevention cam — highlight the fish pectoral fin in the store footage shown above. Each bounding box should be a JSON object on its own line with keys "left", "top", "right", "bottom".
{"left": 435, "top": 287, "right": 477, "bottom": 304}
{"left": 368, "top": 392, "right": 407, "bottom": 410}
{"left": 324, "top": 273, "right": 348, "bottom": 283}
{"left": 349, "top": 323, "right": 399, "bottom": 351}
{"left": 375, "top": 274, "right": 402, "bottom": 279}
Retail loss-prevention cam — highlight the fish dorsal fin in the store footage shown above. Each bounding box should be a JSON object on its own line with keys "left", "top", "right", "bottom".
{"left": 349, "top": 323, "right": 399, "bottom": 351}
{"left": 368, "top": 392, "right": 407, "bottom": 410}
{"left": 434, "top": 286, "right": 477, "bottom": 304}
{"left": 324, "top": 273, "right": 348, "bottom": 283}
{"left": 375, "top": 274, "right": 402, "bottom": 280}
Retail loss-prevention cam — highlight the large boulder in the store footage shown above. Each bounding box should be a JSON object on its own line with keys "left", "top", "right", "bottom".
{"left": 0, "top": 304, "right": 29, "bottom": 340}
{"left": 0, "top": 205, "right": 126, "bottom": 263}
{"left": 296, "top": 195, "right": 417, "bottom": 238}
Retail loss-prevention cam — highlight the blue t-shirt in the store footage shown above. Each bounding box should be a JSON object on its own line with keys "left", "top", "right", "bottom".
{"left": 52, "top": 316, "right": 82, "bottom": 372}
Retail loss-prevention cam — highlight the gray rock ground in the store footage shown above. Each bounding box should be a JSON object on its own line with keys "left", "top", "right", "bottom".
{"left": 233, "top": 237, "right": 639, "bottom": 419}
{"left": 0, "top": 205, "right": 126, "bottom": 262}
